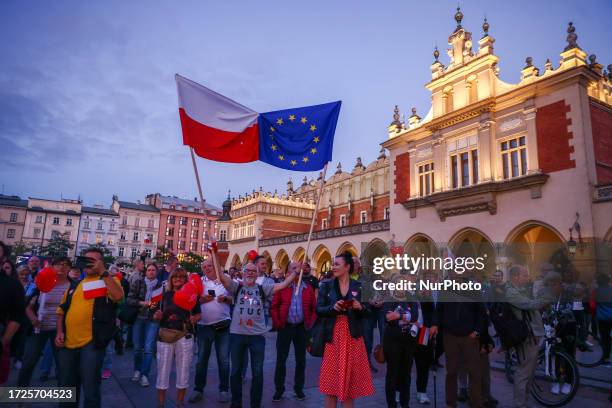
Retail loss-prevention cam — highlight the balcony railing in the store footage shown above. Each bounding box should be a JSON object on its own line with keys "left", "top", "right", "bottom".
{"left": 259, "top": 219, "right": 390, "bottom": 247}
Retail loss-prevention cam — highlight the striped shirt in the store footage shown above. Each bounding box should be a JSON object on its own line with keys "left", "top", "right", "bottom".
{"left": 37, "top": 281, "right": 70, "bottom": 331}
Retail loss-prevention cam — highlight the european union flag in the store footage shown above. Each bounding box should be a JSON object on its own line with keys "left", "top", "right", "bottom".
{"left": 258, "top": 101, "right": 341, "bottom": 171}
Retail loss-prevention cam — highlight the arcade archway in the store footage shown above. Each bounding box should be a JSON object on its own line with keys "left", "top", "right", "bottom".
{"left": 505, "top": 221, "right": 565, "bottom": 278}
{"left": 336, "top": 242, "right": 358, "bottom": 257}
{"left": 312, "top": 244, "right": 332, "bottom": 277}
{"left": 275, "top": 249, "right": 290, "bottom": 273}
{"left": 449, "top": 228, "right": 496, "bottom": 278}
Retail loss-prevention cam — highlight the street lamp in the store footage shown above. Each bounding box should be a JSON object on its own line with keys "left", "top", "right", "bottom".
{"left": 567, "top": 228, "right": 577, "bottom": 256}
{"left": 567, "top": 212, "right": 582, "bottom": 256}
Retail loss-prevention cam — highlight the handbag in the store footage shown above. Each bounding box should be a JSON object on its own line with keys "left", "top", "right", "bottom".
{"left": 210, "top": 319, "right": 231, "bottom": 331}
{"left": 307, "top": 318, "right": 326, "bottom": 357}
{"left": 373, "top": 344, "right": 386, "bottom": 364}
{"left": 118, "top": 304, "right": 140, "bottom": 324}
{"left": 158, "top": 327, "right": 187, "bottom": 343}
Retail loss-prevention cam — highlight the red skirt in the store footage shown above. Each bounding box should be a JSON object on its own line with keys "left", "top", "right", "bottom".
{"left": 319, "top": 315, "right": 375, "bottom": 401}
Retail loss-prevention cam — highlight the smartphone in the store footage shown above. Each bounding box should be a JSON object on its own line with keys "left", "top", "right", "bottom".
{"left": 343, "top": 299, "right": 354, "bottom": 309}
{"left": 208, "top": 289, "right": 216, "bottom": 297}
{"left": 75, "top": 256, "right": 94, "bottom": 270}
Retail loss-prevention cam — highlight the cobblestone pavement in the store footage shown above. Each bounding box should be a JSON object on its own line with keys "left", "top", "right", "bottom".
{"left": 5, "top": 332, "right": 611, "bottom": 407}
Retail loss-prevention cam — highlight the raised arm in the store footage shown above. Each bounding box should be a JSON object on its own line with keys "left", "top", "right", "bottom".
{"left": 272, "top": 269, "right": 297, "bottom": 295}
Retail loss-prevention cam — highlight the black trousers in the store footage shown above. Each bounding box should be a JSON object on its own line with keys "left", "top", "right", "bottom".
{"left": 599, "top": 320, "right": 612, "bottom": 360}
{"left": 17, "top": 330, "right": 58, "bottom": 387}
{"left": 274, "top": 323, "right": 307, "bottom": 394}
{"left": 383, "top": 328, "right": 416, "bottom": 408}
{"left": 415, "top": 343, "right": 433, "bottom": 393}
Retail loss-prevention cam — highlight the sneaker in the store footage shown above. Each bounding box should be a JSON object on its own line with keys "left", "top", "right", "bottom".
{"left": 561, "top": 383, "right": 571, "bottom": 395}
{"left": 272, "top": 391, "right": 283, "bottom": 402}
{"left": 457, "top": 388, "right": 468, "bottom": 402}
{"left": 131, "top": 371, "right": 141, "bottom": 382}
{"left": 551, "top": 383, "right": 560, "bottom": 394}
{"left": 295, "top": 391, "right": 306, "bottom": 401}
{"left": 188, "top": 391, "right": 203, "bottom": 403}
{"left": 218, "top": 391, "right": 230, "bottom": 403}
{"left": 417, "top": 392, "right": 430, "bottom": 404}
{"left": 101, "top": 369, "right": 111, "bottom": 380}
{"left": 139, "top": 375, "right": 149, "bottom": 387}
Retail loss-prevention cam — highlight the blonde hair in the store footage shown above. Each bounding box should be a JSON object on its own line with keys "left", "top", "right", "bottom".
{"left": 166, "top": 267, "right": 188, "bottom": 292}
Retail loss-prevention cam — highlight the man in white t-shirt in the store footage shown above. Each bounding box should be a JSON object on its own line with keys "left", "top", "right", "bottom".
{"left": 189, "top": 259, "right": 233, "bottom": 404}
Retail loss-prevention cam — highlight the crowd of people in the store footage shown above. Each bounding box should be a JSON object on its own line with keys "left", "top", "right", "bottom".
{"left": 1, "top": 239, "right": 611, "bottom": 408}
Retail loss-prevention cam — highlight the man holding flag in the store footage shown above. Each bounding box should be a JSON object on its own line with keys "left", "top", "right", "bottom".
{"left": 55, "top": 248, "right": 124, "bottom": 408}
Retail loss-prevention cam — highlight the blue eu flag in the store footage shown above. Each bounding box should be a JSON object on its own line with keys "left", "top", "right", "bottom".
{"left": 258, "top": 101, "right": 341, "bottom": 171}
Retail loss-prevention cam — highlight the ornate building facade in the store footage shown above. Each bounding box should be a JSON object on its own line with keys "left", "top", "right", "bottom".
{"left": 76, "top": 206, "right": 120, "bottom": 257}
{"left": 383, "top": 10, "right": 612, "bottom": 277}
{"left": 111, "top": 196, "right": 160, "bottom": 262}
{"left": 223, "top": 152, "right": 391, "bottom": 275}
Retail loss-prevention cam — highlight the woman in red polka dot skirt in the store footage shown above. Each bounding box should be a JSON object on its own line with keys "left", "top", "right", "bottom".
{"left": 317, "top": 252, "right": 374, "bottom": 407}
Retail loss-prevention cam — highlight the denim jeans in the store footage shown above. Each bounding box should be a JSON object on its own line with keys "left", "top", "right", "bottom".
{"left": 58, "top": 342, "right": 105, "bottom": 408}
{"left": 230, "top": 334, "right": 265, "bottom": 408}
{"left": 194, "top": 324, "right": 230, "bottom": 392}
{"left": 39, "top": 339, "right": 55, "bottom": 376}
{"left": 103, "top": 343, "right": 113, "bottom": 371}
{"left": 363, "top": 306, "right": 386, "bottom": 361}
{"left": 17, "top": 330, "right": 58, "bottom": 387}
{"left": 132, "top": 318, "right": 159, "bottom": 376}
{"left": 274, "top": 323, "right": 306, "bottom": 394}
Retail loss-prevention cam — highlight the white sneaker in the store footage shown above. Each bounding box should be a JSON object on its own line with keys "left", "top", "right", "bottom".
{"left": 551, "top": 383, "right": 560, "bottom": 394}
{"left": 131, "top": 371, "right": 140, "bottom": 382}
{"left": 561, "top": 383, "right": 571, "bottom": 395}
{"left": 139, "top": 375, "right": 149, "bottom": 387}
{"left": 417, "top": 392, "right": 431, "bottom": 404}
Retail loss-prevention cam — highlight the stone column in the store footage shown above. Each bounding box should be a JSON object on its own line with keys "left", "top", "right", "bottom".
{"left": 432, "top": 131, "right": 446, "bottom": 191}
{"left": 478, "top": 120, "right": 494, "bottom": 182}
{"left": 523, "top": 106, "right": 539, "bottom": 173}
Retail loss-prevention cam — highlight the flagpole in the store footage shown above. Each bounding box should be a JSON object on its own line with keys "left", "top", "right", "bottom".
{"left": 189, "top": 147, "right": 220, "bottom": 280}
{"left": 295, "top": 162, "right": 329, "bottom": 295}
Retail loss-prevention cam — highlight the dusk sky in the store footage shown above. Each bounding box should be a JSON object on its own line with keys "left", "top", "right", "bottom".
{"left": 1, "top": 0, "right": 610, "bottom": 208}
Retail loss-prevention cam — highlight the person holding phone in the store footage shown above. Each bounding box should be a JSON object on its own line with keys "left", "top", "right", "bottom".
{"left": 317, "top": 252, "right": 374, "bottom": 408}
{"left": 55, "top": 247, "right": 124, "bottom": 408}
{"left": 189, "top": 259, "right": 233, "bottom": 404}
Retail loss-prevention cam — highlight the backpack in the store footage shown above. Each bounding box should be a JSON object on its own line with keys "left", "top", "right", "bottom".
{"left": 58, "top": 278, "right": 118, "bottom": 349}
{"left": 489, "top": 302, "right": 532, "bottom": 349}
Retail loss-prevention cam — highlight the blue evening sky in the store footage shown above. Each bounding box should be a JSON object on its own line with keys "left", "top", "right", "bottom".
{"left": 1, "top": 0, "right": 610, "bottom": 207}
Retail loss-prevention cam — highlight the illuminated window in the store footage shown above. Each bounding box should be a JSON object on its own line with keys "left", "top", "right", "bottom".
{"left": 501, "top": 136, "right": 527, "bottom": 179}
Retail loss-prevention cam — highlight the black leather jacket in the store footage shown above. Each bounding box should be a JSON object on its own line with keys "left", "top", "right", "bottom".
{"left": 316, "top": 278, "right": 370, "bottom": 343}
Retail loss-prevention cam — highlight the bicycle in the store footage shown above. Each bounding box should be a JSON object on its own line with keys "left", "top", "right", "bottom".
{"left": 504, "top": 309, "right": 580, "bottom": 407}
{"left": 574, "top": 330, "right": 604, "bottom": 367}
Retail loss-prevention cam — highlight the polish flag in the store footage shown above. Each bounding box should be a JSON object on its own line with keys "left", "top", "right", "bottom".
{"left": 151, "top": 287, "right": 163, "bottom": 304}
{"left": 418, "top": 327, "right": 430, "bottom": 346}
{"left": 176, "top": 74, "right": 260, "bottom": 163}
{"left": 83, "top": 280, "right": 107, "bottom": 300}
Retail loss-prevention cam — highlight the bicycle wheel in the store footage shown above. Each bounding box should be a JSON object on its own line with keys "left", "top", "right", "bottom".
{"left": 531, "top": 348, "right": 580, "bottom": 407}
{"left": 575, "top": 332, "right": 603, "bottom": 367}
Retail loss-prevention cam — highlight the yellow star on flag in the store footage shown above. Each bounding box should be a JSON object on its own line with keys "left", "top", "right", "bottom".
{"left": 279, "top": 155, "right": 285, "bottom": 161}
{"left": 288, "top": 115, "right": 296, "bottom": 122}
{"left": 271, "top": 145, "right": 278, "bottom": 151}
{"left": 313, "top": 136, "right": 320, "bottom": 143}
{"left": 300, "top": 117, "right": 307, "bottom": 124}
{"left": 290, "top": 160, "right": 297, "bottom": 166}
{"left": 276, "top": 118, "right": 284, "bottom": 125}
{"left": 302, "top": 156, "right": 309, "bottom": 163}
{"left": 311, "top": 147, "right": 317, "bottom": 154}
{"left": 270, "top": 126, "right": 275, "bottom": 132}
{"left": 310, "top": 124, "right": 317, "bottom": 132}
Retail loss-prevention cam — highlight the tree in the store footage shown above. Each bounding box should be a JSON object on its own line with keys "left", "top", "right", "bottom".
{"left": 180, "top": 252, "right": 204, "bottom": 273}
{"left": 154, "top": 245, "right": 172, "bottom": 265}
{"left": 80, "top": 243, "right": 116, "bottom": 266}
{"left": 42, "top": 232, "right": 74, "bottom": 258}
{"left": 9, "top": 240, "right": 32, "bottom": 262}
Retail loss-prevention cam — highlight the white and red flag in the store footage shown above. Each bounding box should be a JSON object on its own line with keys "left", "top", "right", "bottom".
{"left": 418, "top": 326, "right": 430, "bottom": 346}
{"left": 151, "top": 287, "right": 163, "bottom": 304}
{"left": 83, "top": 280, "right": 107, "bottom": 300}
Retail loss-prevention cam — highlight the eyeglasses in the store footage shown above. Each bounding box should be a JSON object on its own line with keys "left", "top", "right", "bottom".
{"left": 244, "top": 269, "right": 257, "bottom": 273}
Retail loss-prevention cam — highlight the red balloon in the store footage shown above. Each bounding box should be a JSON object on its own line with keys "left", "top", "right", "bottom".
{"left": 189, "top": 274, "right": 203, "bottom": 296}
{"left": 173, "top": 289, "right": 192, "bottom": 311}
{"left": 248, "top": 250, "right": 258, "bottom": 261}
{"left": 115, "top": 272, "right": 123, "bottom": 281}
{"left": 173, "top": 282, "right": 198, "bottom": 311}
{"left": 35, "top": 267, "right": 57, "bottom": 293}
